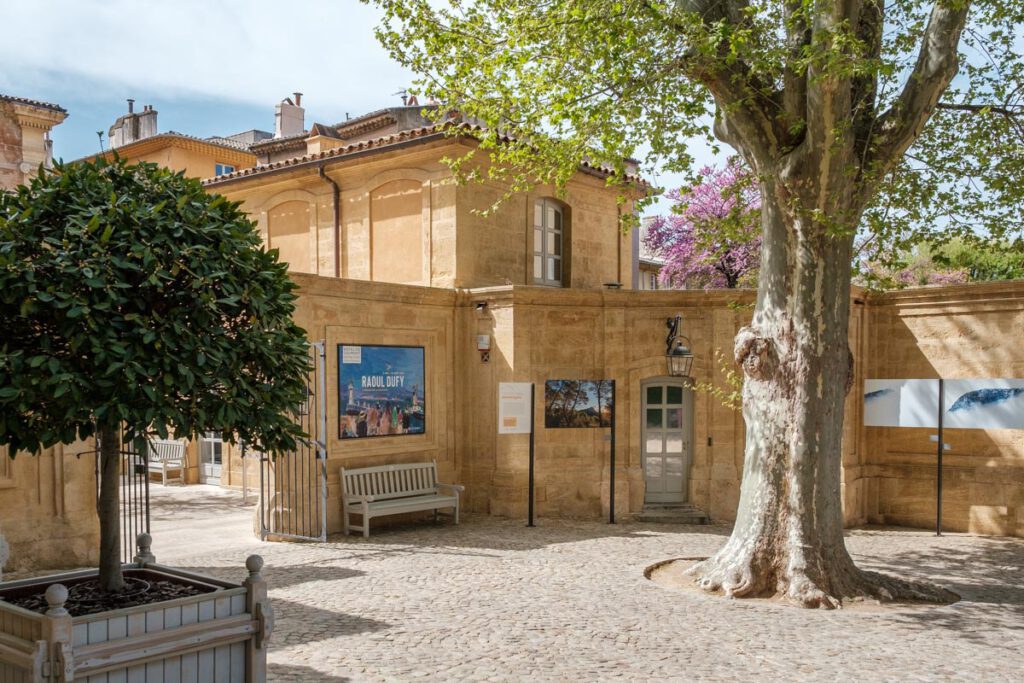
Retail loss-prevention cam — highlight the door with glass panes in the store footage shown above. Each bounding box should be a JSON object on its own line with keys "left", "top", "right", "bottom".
{"left": 642, "top": 380, "right": 693, "bottom": 503}
{"left": 199, "top": 432, "right": 223, "bottom": 485}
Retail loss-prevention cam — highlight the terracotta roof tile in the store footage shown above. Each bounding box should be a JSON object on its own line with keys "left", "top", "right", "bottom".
{"left": 204, "top": 122, "right": 645, "bottom": 186}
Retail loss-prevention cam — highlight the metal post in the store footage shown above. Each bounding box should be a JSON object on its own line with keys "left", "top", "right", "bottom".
{"left": 241, "top": 441, "right": 249, "bottom": 505}
{"left": 528, "top": 383, "right": 535, "bottom": 528}
{"left": 609, "top": 380, "right": 616, "bottom": 525}
{"left": 936, "top": 378, "right": 944, "bottom": 536}
{"left": 317, "top": 341, "right": 328, "bottom": 541}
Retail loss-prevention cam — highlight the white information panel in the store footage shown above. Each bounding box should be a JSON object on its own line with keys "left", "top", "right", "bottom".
{"left": 498, "top": 382, "right": 533, "bottom": 434}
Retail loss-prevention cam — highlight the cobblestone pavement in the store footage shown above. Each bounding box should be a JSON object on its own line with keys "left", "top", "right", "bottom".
{"left": 150, "top": 486, "right": 1024, "bottom": 682}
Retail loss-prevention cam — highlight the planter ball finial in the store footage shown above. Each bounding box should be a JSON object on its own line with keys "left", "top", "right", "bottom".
{"left": 246, "top": 554, "right": 264, "bottom": 578}
{"left": 45, "top": 583, "right": 69, "bottom": 616}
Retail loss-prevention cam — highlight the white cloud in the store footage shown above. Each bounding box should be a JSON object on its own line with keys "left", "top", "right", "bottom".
{"left": 0, "top": 0, "right": 412, "bottom": 114}
{"left": 0, "top": 0, "right": 725, "bottom": 215}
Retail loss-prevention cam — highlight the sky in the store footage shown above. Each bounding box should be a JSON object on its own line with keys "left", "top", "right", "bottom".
{"left": 0, "top": 0, "right": 722, "bottom": 216}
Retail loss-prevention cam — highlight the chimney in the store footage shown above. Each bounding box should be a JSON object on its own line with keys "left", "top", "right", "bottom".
{"left": 275, "top": 94, "right": 305, "bottom": 138}
{"left": 137, "top": 104, "right": 158, "bottom": 140}
{"left": 108, "top": 99, "right": 158, "bottom": 148}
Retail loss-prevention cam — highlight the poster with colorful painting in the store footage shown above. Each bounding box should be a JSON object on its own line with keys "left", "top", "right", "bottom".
{"left": 544, "top": 380, "right": 614, "bottom": 428}
{"left": 338, "top": 344, "right": 425, "bottom": 439}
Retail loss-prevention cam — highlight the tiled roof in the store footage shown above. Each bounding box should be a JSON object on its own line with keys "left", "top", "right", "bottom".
{"left": 204, "top": 124, "right": 447, "bottom": 185}
{"left": 248, "top": 131, "right": 308, "bottom": 153}
{"left": 203, "top": 136, "right": 252, "bottom": 151}
{"left": 146, "top": 131, "right": 257, "bottom": 155}
{"left": 0, "top": 94, "right": 66, "bottom": 114}
{"left": 204, "top": 122, "right": 646, "bottom": 187}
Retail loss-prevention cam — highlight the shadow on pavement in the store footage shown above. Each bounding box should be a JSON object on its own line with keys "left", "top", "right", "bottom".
{"left": 269, "top": 662, "right": 351, "bottom": 682}
{"left": 323, "top": 513, "right": 732, "bottom": 555}
{"left": 853, "top": 529, "right": 1024, "bottom": 645}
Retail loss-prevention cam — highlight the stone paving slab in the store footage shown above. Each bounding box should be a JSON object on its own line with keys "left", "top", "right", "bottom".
{"left": 149, "top": 485, "right": 1024, "bottom": 682}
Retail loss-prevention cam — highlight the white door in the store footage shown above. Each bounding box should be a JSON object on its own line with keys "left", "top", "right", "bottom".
{"left": 642, "top": 381, "right": 693, "bottom": 504}
{"left": 199, "top": 432, "right": 223, "bottom": 485}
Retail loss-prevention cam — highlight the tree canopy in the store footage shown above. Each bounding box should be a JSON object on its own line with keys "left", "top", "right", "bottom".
{"left": 371, "top": 0, "right": 1023, "bottom": 250}
{"left": 0, "top": 158, "right": 309, "bottom": 455}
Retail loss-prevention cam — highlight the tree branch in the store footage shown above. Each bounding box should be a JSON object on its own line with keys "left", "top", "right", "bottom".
{"left": 867, "top": 1, "right": 971, "bottom": 176}
{"left": 652, "top": 0, "right": 781, "bottom": 164}
{"left": 852, "top": 0, "right": 884, "bottom": 156}
{"left": 781, "top": 0, "right": 812, "bottom": 137}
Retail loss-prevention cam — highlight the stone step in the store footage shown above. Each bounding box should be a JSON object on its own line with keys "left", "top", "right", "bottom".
{"left": 635, "top": 506, "right": 711, "bottom": 525}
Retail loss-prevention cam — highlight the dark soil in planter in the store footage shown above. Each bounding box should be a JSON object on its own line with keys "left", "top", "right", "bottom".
{"left": 1, "top": 570, "right": 220, "bottom": 617}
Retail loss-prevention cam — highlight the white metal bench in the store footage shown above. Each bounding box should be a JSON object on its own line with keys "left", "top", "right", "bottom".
{"left": 146, "top": 439, "right": 186, "bottom": 485}
{"left": 339, "top": 461, "right": 464, "bottom": 538}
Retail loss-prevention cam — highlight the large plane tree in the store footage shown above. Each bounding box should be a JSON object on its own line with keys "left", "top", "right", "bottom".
{"left": 369, "top": 0, "right": 1024, "bottom": 606}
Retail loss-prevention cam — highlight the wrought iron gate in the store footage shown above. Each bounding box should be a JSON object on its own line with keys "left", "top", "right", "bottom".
{"left": 95, "top": 431, "right": 151, "bottom": 563}
{"left": 258, "top": 341, "right": 328, "bottom": 542}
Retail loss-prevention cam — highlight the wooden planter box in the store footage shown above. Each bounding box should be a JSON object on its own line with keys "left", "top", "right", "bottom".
{"left": 0, "top": 544, "right": 272, "bottom": 683}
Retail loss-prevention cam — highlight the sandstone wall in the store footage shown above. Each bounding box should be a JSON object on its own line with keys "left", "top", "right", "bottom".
{"left": 0, "top": 102, "right": 25, "bottom": 190}
{"left": 288, "top": 274, "right": 459, "bottom": 534}
{"left": 863, "top": 281, "right": 1024, "bottom": 537}
{"left": 0, "top": 443, "right": 100, "bottom": 573}
{"left": 216, "top": 139, "right": 634, "bottom": 292}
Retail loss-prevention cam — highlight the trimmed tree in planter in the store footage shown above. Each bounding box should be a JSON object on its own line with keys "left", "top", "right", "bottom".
{"left": 0, "top": 157, "right": 309, "bottom": 594}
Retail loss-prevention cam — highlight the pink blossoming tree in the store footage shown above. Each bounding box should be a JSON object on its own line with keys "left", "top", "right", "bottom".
{"left": 644, "top": 159, "right": 760, "bottom": 289}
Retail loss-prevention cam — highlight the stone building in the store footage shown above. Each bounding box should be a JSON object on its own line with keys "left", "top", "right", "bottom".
{"left": 0, "top": 94, "right": 101, "bottom": 572}
{"left": 4, "top": 93, "right": 1022, "bottom": 576}
{"left": 0, "top": 94, "right": 66, "bottom": 190}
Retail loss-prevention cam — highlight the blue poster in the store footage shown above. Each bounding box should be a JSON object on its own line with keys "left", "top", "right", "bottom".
{"left": 338, "top": 344, "right": 425, "bottom": 439}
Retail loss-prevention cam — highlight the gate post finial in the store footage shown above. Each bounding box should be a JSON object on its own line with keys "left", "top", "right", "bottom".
{"left": 134, "top": 532, "right": 156, "bottom": 566}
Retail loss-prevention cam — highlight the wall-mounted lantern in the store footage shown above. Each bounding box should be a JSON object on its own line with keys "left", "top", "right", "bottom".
{"left": 665, "top": 315, "right": 694, "bottom": 378}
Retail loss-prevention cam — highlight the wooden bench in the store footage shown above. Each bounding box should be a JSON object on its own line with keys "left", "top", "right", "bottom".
{"left": 146, "top": 439, "right": 186, "bottom": 485}
{"left": 339, "top": 461, "right": 464, "bottom": 538}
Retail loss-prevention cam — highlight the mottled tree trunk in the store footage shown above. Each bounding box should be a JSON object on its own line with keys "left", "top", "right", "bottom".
{"left": 686, "top": 173, "right": 947, "bottom": 608}
{"left": 97, "top": 425, "right": 125, "bottom": 593}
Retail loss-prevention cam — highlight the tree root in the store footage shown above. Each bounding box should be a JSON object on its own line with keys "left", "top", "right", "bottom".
{"left": 684, "top": 553, "right": 957, "bottom": 609}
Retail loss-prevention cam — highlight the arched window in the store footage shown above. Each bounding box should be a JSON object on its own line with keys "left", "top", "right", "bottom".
{"left": 533, "top": 198, "right": 565, "bottom": 286}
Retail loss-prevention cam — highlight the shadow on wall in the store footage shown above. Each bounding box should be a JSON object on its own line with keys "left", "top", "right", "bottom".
{"left": 865, "top": 300, "right": 1023, "bottom": 536}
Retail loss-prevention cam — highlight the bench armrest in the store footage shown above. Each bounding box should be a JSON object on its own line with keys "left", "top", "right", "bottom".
{"left": 346, "top": 494, "right": 376, "bottom": 503}
{"left": 435, "top": 483, "right": 465, "bottom": 494}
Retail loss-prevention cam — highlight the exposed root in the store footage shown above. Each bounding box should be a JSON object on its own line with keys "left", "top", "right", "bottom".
{"left": 684, "top": 553, "right": 957, "bottom": 609}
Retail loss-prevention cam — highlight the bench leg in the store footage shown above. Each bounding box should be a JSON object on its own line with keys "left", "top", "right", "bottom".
{"left": 342, "top": 506, "right": 350, "bottom": 536}
{"left": 362, "top": 502, "right": 371, "bottom": 538}
{"left": 455, "top": 502, "right": 460, "bottom": 525}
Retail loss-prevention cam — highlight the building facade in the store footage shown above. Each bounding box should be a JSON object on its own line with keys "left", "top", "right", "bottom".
{"left": 0, "top": 94, "right": 66, "bottom": 190}
{"left": 0, "top": 94, "right": 101, "bottom": 573}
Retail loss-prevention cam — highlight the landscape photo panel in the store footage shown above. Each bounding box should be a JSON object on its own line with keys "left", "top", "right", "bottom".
{"left": 863, "top": 380, "right": 904, "bottom": 427}
{"left": 338, "top": 344, "right": 425, "bottom": 439}
{"left": 544, "top": 380, "right": 614, "bottom": 428}
{"left": 944, "top": 379, "right": 1024, "bottom": 430}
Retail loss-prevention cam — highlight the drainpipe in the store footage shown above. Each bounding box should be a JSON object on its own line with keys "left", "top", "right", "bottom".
{"left": 318, "top": 164, "right": 341, "bottom": 277}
